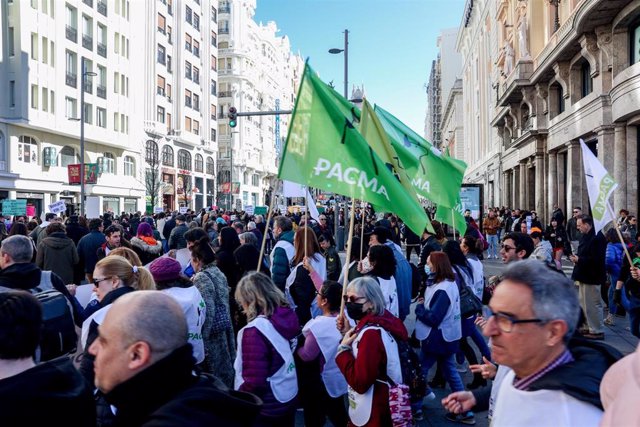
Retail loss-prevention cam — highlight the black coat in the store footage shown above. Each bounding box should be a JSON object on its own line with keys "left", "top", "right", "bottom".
{"left": 105, "top": 344, "right": 262, "bottom": 427}
{"left": 571, "top": 228, "right": 607, "bottom": 284}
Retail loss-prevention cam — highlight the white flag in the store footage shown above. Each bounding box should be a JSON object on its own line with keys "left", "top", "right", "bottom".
{"left": 580, "top": 140, "right": 617, "bottom": 234}
{"left": 283, "top": 180, "right": 319, "bottom": 220}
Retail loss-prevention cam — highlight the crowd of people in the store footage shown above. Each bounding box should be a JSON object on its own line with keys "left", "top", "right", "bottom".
{"left": 0, "top": 204, "right": 637, "bottom": 426}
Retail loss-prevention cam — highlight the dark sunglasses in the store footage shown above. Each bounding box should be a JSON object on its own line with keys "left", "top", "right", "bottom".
{"left": 343, "top": 295, "right": 366, "bottom": 304}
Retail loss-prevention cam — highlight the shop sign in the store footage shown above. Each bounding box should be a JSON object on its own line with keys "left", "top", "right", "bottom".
{"left": 68, "top": 164, "right": 98, "bottom": 185}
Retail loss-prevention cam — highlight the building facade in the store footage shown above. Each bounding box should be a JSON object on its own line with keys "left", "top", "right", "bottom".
{"left": 0, "top": 0, "right": 145, "bottom": 216}
{"left": 138, "top": 0, "right": 218, "bottom": 212}
{"left": 217, "top": 0, "right": 303, "bottom": 210}
{"left": 491, "top": 0, "right": 640, "bottom": 222}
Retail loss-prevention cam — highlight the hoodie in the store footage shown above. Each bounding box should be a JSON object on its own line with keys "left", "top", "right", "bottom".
{"left": 0, "top": 357, "right": 96, "bottom": 427}
{"left": 238, "top": 306, "right": 300, "bottom": 418}
{"left": 36, "top": 232, "right": 79, "bottom": 285}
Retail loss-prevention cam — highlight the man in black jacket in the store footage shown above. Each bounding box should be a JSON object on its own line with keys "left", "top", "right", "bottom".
{"left": 570, "top": 215, "right": 607, "bottom": 340}
{"left": 89, "top": 291, "right": 261, "bottom": 426}
{"left": 77, "top": 218, "right": 105, "bottom": 283}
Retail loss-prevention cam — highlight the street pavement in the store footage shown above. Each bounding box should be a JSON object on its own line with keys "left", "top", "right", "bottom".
{"left": 295, "top": 251, "right": 639, "bottom": 427}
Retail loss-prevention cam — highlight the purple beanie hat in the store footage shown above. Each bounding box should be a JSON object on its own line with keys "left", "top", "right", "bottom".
{"left": 149, "top": 257, "right": 182, "bottom": 282}
{"left": 137, "top": 222, "right": 153, "bottom": 237}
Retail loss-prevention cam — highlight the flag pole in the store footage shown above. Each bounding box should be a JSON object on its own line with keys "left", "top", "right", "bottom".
{"left": 340, "top": 198, "right": 357, "bottom": 316}
{"left": 304, "top": 187, "right": 309, "bottom": 260}
{"left": 257, "top": 191, "right": 277, "bottom": 271}
{"left": 606, "top": 203, "right": 634, "bottom": 266}
{"left": 452, "top": 210, "right": 456, "bottom": 241}
{"left": 360, "top": 202, "right": 366, "bottom": 259}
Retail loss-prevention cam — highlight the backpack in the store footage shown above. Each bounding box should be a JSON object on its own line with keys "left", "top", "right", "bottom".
{"left": 396, "top": 339, "right": 427, "bottom": 400}
{"left": 31, "top": 271, "right": 78, "bottom": 361}
{"left": 454, "top": 266, "right": 483, "bottom": 318}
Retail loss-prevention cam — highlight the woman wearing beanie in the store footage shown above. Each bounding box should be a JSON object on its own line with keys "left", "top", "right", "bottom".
{"left": 130, "top": 222, "right": 163, "bottom": 265}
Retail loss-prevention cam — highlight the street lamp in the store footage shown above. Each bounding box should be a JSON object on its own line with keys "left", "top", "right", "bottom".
{"left": 328, "top": 29, "right": 349, "bottom": 99}
{"left": 79, "top": 58, "right": 96, "bottom": 217}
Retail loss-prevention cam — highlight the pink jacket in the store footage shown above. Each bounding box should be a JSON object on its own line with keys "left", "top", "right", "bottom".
{"left": 600, "top": 343, "right": 640, "bottom": 426}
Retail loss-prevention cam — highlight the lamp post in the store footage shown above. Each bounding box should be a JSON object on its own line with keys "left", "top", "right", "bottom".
{"left": 79, "top": 58, "right": 97, "bottom": 217}
{"left": 328, "top": 29, "right": 349, "bottom": 99}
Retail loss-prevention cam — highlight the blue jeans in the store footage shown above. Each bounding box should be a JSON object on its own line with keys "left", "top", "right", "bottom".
{"left": 161, "top": 239, "right": 169, "bottom": 253}
{"left": 487, "top": 234, "right": 499, "bottom": 258}
{"left": 421, "top": 352, "right": 465, "bottom": 394}
{"left": 460, "top": 316, "right": 491, "bottom": 361}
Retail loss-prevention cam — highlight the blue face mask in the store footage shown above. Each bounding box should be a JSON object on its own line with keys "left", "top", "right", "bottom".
{"left": 424, "top": 264, "right": 432, "bottom": 276}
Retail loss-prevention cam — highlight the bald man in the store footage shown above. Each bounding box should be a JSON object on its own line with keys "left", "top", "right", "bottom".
{"left": 89, "top": 291, "right": 261, "bottom": 426}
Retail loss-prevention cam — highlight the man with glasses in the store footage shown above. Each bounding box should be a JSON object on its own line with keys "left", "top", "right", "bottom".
{"left": 567, "top": 207, "right": 583, "bottom": 255}
{"left": 442, "top": 260, "right": 621, "bottom": 426}
{"left": 498, "top": 232, "right": 534, "bottom": 264}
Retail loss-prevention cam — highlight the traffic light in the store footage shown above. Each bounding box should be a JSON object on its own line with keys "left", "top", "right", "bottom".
{"left": 228, "top": 107, "right": 237, "bottom": 128}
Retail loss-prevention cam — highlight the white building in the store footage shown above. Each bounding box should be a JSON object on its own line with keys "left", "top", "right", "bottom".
{"left": 136, "top": 0, "right": 219, "bottom": 212}
{"left": 217, "top": 0, "right": 303, "bottom": 210}
{"left": 0, "top": 0, "right": 145, "bottom": 216}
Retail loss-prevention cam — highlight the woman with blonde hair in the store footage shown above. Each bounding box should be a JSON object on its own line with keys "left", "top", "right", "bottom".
{"left": 79, "top": 255, "right": 155, "bottom": 385}
{"left": 234, "top": 272, "right": 300, "bottom": 426}
{"left": 286, "top": 226, "right": 326, "bottom": 326}
{"left": 108, "top": 246, "right": 143, "bottom": 266}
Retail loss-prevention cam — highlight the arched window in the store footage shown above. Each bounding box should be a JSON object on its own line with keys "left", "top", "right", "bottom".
{"left": 195, "top": 154, "right": 204, "bottom": 172}
{"left": 177, "top": 149, "right": 192, "bottom": 170}
{"left": 101, "top": 152, "right": 115, "bottom": 174}
{"left": 162, "top": 145, "right": 174, "bottom": 166}
{"left": 243, "top": 171, "right": 248, "bottom": 185}
{"left": 60, "top": 146, "right": 78, "bottom": 167}
{"left": 206, "top": 156, "right": 215, "bottom": 175}
{"left": 18, "top": 135, "right": 38, "bottom": 164}
{"left": 124, "top": 156, "right": 135, "bottom": 177}
{"left": 145, "top": 140, "right": 159, "bottom": 164}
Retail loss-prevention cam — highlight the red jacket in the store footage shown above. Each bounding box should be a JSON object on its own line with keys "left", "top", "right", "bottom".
{"left": 336, "top": 310, "right": 409, "bottom": 427}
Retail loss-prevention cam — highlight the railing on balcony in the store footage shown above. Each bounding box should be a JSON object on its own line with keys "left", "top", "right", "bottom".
{"left": 97, "top": 84, "right": 106, "bottom": 99}
{"left": 97, "top": 0, "right": 107, "bottom": 16}
{"left": 82, "top": 35, "right": 93, "bottom": 50}
{"left": 66, "top": 72, "right": 77, "bottom": 88}
{"left": 82, "top": 0, "right": 93, "bottom": 7}
{"left": 97, "top": 42, "right": 106, "bottom": 57}
{"left": 66, "top": 25, "right": 78, "bottom": 43}
{"left": 218, "top": 91, "right": 232, "bottom": 98}
{"left": 84, "top": 80, "right": 93, "bottom": 94}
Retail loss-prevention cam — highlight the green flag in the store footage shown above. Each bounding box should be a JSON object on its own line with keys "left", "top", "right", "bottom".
{"left": 278, "top": 63, "right": 430, "bottom": 235}
{"left": 375, "top": 105, "right": 466, "bottom": 209}
{"left": 434, "top": 203, "right": 467, "bottom": 235}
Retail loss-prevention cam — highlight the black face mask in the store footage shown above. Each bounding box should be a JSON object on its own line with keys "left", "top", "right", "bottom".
{"left": 346, "top": 301, "right": 366, "bottom": 320}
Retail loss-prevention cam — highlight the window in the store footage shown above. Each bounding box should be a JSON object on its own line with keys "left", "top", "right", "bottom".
{"left": 65, "top": 96, "right": 77, "bottom": 118}
{"left": 193, "top": 13, "right": 200, "bottom": 31}
{"left": 195, "top": 154, "right": 204, "bottom": 172}
{"left": 193, "top": 120, "right": 199, "bottom": 135}
{"left": 185, "top": 116, "right": 192, "bottom": 132}
{"left": 82, "top": 15, "right": 93, "bottom": 49}
{"left": 162, "top": 145, "right": 173, "bottom": 166}
{"left": 252, "top": 174, "right": 259, "bottom": 186}
{"left": 97, "top": 107, "right": 106, "bottom": 128}
{"left": 124, "top": 156, "right": 135, "bottom": 176}
{"left": 50, "top": 90, "right": 55, "bottom": 114}
{"left": 101, "top": 152, "right": 115, "bottom": 174}
{"left": 193, "top": 40, "right": 200, "bottom": 57}
{"left": 9, "top": 81, "right": 15, "bottom": 108}
{"left": 167, "top": 0, "right": 172, "bottom": 15}
{"left": 60, "top": 146, "right": 76, "bottom": 167}
{"left": 211, "top": 30, "right": 217, "bottom": 47}
{"left": 631, "top": 23, "right": 640, "bottom": 65}
{"left": 243, "top": 172, "right": 248, "bottom": 185}
{"left": 185, "top": 33, "right": 192, "bottom": 52}
{"left": 31, "top": 33, "right": 38, "bottom": 60}
{"left": 166, "top": 83, "right": 172, "bottom": 101}
{"left": 114, "top": 32, "right": 120, "bottom": 53}
{"left": 158, "top": 13, "right": 166, "bottom": 34}
{"left": 114, "top": 72, "right": 120, "bottom": 93}
{"left": 42, "top": 87, "right": 48, "bottom": 111}
{"left": 206, "top": 157, "right": 214, "bottom": 174}
{"left": 193, "top": 66, "right": 199, "bottom": 83}
{"left": 210, "top": 104, "right": 217, "bottom": 120}
{"left": 18, "top": 136, "right": 38, "bottom": 164}
{"left": 31, "top": 85, "right": 38, "bottom": 109}
{"left": 8, "top": 27, "right": 15, "bottom": 56}
{"left": 66, "top": 51, "right": 77, "bottom": 87}
{"left": 157, "top": 44, "right": 166, "bottom": 65}
{"left": 83, "top": 102, "right": 93, "bottom": 124}
{"left": 193, "top": 93, "right": 200, "bottom": 111}
{"left": 42, "top": 36, "right": 48, "bottom": 64}
{"left": 167, "top": 113, "right": 172, "bottom": 131}
{"left": 185, "top": 89, "right": 192, "bottom": 108}
{"left": 581, "top": 62, "right": 593, "bottom": 98}
{"left": 211, "top": 79, "right": 217, "bottom": 96}
{"left": 185, "top": 61, "right": 192, "bottom": 79}
{"left": 210, "top": 128, "right": 216, "bottom": 141}
{"left": 211, "top": 55, "right": 217, "bottom": 71}
{"left": 177, "top": 149, "right": 192, "bottom": 170}
{"left": 114, "top": 112, "right": 119, "bottom": 131}
{"left": 145, "top": 140, "right": 159, "bottom": 163}
{"left": 157, "top": 106, "right": 165, "bottom": 123}
{"left": 167, "top": 55, "right": 173, "bottom": 73}
{"left": 211, "top": 6, "right": 217, "bottom": 23}
{"left": 185, "top": 6, "right": 192, "bottom": 24}
{"left": 157, "top": 75, "right": 166, "bottom": 96}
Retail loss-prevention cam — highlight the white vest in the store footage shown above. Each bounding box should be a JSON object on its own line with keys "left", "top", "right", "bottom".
{"left": 302, "top": 315, "right": 347, "bottom": 398}
{"left": 81, "top": 304, "right": 112, "bottom": 349}
{"left": 376, "top": 276, "right": 399, "bottom": 317}
{"left": 492, "top": 369, "right": 603, "bottom": 427}
{"left": 466, "top": 257, "right": 485, "bottom": 299}
{"left": 234, "top": 316, "right": 298, "bottom": 403}
{"left": 348, "top": 326, "right": 402, "bottom": 427}
{"left": 162, "top": 286, "right": 206, "bottom": 364}
{"left": 270, "top": 239, "right": 295, "bottom": 269}
{"left": 414, "top": 279, "right": 461, "bottom": 342}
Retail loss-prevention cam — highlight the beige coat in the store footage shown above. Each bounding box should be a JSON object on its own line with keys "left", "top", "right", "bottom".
{"left": 600, "top": 343, "right": 640, "bottom": 426}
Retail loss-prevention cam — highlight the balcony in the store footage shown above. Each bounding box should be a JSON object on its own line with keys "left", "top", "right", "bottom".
{"left": 218, "top": 91, "right": 232, "bottom": 98}
{"left": 66, "top": 25, "right": 78, "bottom": 43}
{"left": 97, "top": 84, "right": 106, "bottom": 99}
{"left": 220, "top": 5, "right": 230, "bottom": 13}
{"left": 82, "top": 0, "right": 93, "bottom": 7}
{"left": 83, "top": 80, "right": 93, "bottom": 94}
{"left": 66, "top": 72, "right": 77, "bottom": 88}
{"left": 82, "top": 34, "right": 93, "bottom": 50}
{"left": 97, "top": 42, "right": 106, "bottom": 57}
{"left": 97, "top": 0, "right": 107, "bottom": 16}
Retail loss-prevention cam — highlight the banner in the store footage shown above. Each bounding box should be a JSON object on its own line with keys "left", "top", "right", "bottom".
{"left": 580, "top": 139, "right": 617, "bottom": 234}
{"left": 48, "top": 200, "right": 67, "bottom": 214}
{"left": 68, "top": 164, "right": 98, "bottom": 185}
{"left": 2, "top": 200, "right": 27, "bottom": 216}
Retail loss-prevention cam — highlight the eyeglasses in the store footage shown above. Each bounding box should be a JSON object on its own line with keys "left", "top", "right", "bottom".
{"left": 343, "top": 295, "right": 366, "bottom": 304}
{"left": 573, "top": 211, "right": 580, "bottom": 214}
{"left": 92, "top": 277, "right": 110, "bottom": 286}
{"left": 500, "top": 244, "right": 516, "bottom": 251}
{"left": 482, "top": 306, "right": 545, "bottom": 333}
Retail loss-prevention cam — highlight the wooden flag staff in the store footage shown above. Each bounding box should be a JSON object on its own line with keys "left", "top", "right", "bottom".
{"left": 360, "top": 202, "right": 366, "bottom": 259}
{"left": 257, "top": 192, "right": 277, "bottom": 271}
{"left": 340, "top": 199, "right": 357, "bottom": 316}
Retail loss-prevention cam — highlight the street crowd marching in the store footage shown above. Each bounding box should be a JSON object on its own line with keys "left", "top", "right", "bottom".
{"left": 0, "top": 203, "right": 638, "bottom": 426}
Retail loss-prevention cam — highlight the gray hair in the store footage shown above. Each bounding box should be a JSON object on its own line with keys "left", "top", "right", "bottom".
{"left": 274, "top": 216, "right": 292, "bottom": 232}
{"left": 112, "top": 291, "right": 187, "bottom": 360}
{"left": 255, "top": 215, "right": 264, "bottom": 223}
{"left": 239, "top": 232, "right": 257, "bottom": 246}
{"left": 501, "top": 259, "right": 580, "bottom": 342}
{"left": 1, "top": 235, "right": 34, "bottom": 263}
{"left": 347, "top": 276, "right": 386, "bottom": 316}
{"left": 247, "top": 221, "right": 257, "bottom": 231}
